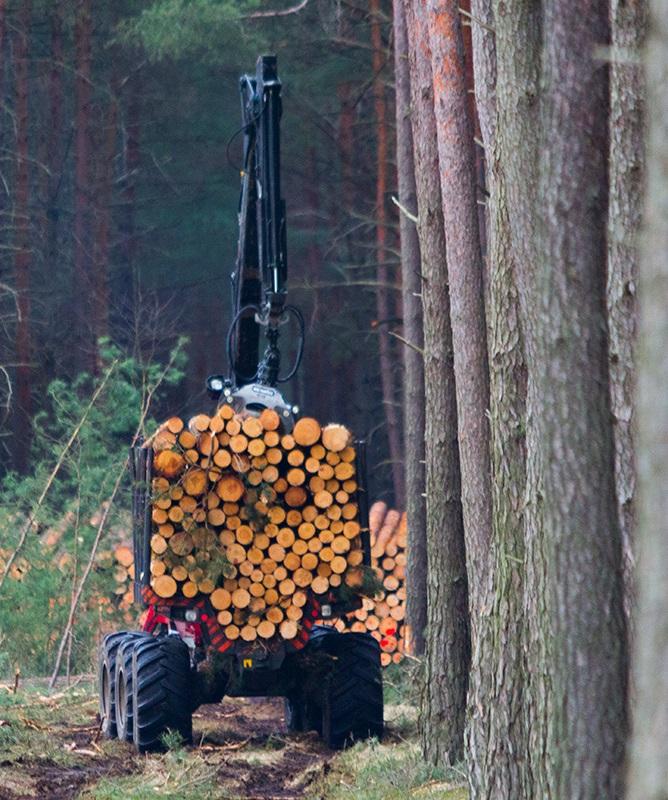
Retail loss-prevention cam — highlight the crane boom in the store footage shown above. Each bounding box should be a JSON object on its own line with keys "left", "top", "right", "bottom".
{"left": 208, "top": 55, "right": 303, "bottom": 428}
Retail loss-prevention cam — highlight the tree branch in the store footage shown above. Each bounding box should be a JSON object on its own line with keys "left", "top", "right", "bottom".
{"left": 391, "top": 195, "right": 418, "bottom": 223}
{"left": 0, "top": 361, "right": 118, "bottom": 594}
{"left": 388, "top": 329, "right": 424, "bottom": 355}
{"left": 242, "top": 0, "right": 309, "bottom": 19}
{"left": 48, "top": 351, "right": 182, "bottom": 687}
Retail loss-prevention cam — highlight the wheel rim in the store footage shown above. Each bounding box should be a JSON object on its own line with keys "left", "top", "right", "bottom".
{"left": 117, "top": 670, "right": 127, "bottom": 732}
{"left": 102, "top": 665, "right": 111, "bottom": 721}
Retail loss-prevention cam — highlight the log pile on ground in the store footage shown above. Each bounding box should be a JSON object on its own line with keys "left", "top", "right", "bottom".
{"left": 106, "top": 543, "right": 135, "bottom": 610}
{"left": 147, "top": 406, "right": 366, "bottom": 642}
{"left": 329, "top": 501, "right": 409, "bottom": 666}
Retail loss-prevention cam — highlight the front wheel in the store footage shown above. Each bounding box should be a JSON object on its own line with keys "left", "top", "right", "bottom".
{"left": 321, "top": 633, "right": 384, "bottom": 749}
{"left": 115, "top": 634, "right": 152, "bottom": 742}
{"left": 98, "top": 631, "right": 144, "bottom": 739}
{"left": 132, "top": 636, "right": 194, "bottom": 752}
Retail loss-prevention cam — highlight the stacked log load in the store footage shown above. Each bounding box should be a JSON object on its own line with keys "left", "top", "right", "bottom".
{"left": 329, "top": 501, "right": 409, "bottom": 666}
{"left": 146, "top": 405, "right": 367, "bottom": 643}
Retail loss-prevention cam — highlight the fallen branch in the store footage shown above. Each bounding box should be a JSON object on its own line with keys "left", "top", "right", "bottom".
{"left": 0, "top": 361, "right": 118, "bottom": 594}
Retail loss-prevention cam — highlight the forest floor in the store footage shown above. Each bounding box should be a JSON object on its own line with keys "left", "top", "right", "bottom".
{"left": 0, "top": 670, "right": 466, "bottom": 800}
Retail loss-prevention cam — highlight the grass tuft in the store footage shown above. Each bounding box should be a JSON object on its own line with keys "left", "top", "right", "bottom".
{"left": 309, "top": 739, "right": 467, "bottom": 800}
{"left": 81, "top": 748, "right": 224, "bottom": 800}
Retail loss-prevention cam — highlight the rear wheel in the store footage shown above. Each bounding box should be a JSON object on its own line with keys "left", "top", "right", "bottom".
{"left": 284, "top": 695, "right": 305, "bottom": 732}
{"left": 320, "top": 633, "right": 384, "bottom": 749}
{"left": 115, "top": 634, "right": 152, "bottom": 742}
{"left": 132, "top": 636, "right": 194, "bottom": 752}
{"left": 98, "top": 631, "right": 144, "bottom": 739}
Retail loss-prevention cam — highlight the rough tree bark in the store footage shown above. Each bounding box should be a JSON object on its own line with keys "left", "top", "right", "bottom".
{"left": 393, "top": 0, "right": 427, "bottom": 656}
{"left": 14, "top": 0, "right": 32, "bottom": 472}
{"left": 74, "top": 0, "right": 93, "bottom": 370}
{"left": 426, "top": 0, "right": 492, "bottom": 631}
{"left": 627, "top": 9, "right": 668, "bottom": 798}
{"left": 539, "top": 1, "right": 628, "bottom": 797}
{"left": 405, "top": 0, "right": 469, "bottom": 765}
{"left": 491, "top": 1, "right": 551, "bottom": 794}
{"left": 466, "top": 4, "right": 530, "bottom": 797}
{"left": 371, "top": 0, "right": 405, "bottom": 509}
{"left": 607, "top": 0, "right": 647, "bottom": 619}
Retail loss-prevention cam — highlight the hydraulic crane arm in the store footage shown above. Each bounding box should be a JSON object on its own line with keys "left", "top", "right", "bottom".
{"left": 208, "top": 55, "right": 304, "bottom": 425}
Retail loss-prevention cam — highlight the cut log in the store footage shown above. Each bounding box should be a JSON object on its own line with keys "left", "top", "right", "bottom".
{"left": 293, "top": 417, "right": 321, "bottom": 447}
{"left": 279, "top": 620, "right": 298, "bottom": 640}
{"left": 153, "top": 575, "right": 177, "bottom": 598}
{"left": 114, "top": 545, "right": 134, "bottom": 568}
{"left": 153, "top": 450, "right": 185, "bottom": 479}
{"left": 210, "top": 588, "right": 232, "bottom": 610}
{"left": 321, "top": 423, "right": 351, "bottom": 452}
{"left": 183, "top": 468, "right": 208, "bottom": 496}
{"left": 284, "top": 486, "right": 307, "bottom": 507}
{"left": 216, "top": 475, "right": 245, "bottom": 502}
{"left": 166, "top": 417, "right": 184, "bottom": 434}
{"left": 257, "top": 619, "right": 276, "bottom": 639}
{"left": 259, "top": 408, "right": 281, "bottom": 431}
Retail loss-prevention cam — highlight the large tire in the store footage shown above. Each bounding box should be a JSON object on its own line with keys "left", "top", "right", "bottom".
{"left": 98, "top": 631, "right": 144, "bottom": 739}
{"left": 321, "top": 633, "right": 384, "bottom": 749}
{"left": 132, "top": 635, "right": 194, "bottom": 752}
{"left": 114, "top": 634, "right": 152, "bottom": 742}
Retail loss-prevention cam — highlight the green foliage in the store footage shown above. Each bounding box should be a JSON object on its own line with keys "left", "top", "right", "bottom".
{"left": 160, "top": 728, "right": 187, "bottom": 751}
{"left": 0, "top": 341, "right": 186, "bottom": 679}
{"left": 118, "top": 0, "right": 263, "bottom": 62}
{"left": 0, "top": 680, "right": 105, "bottom": 767}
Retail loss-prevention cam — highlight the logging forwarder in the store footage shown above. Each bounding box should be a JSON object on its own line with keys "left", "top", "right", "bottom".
{"left": 98, "top": 55, "right": 384, "bottom": 753}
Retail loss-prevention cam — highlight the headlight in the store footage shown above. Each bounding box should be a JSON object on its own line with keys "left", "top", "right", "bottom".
{"left": 207, "top": 375, "right": 225, "bottom": 393}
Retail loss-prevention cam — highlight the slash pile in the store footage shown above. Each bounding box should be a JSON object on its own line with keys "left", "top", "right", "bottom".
{"left": 148, "top": 405, "right": 365, "bottom": 642}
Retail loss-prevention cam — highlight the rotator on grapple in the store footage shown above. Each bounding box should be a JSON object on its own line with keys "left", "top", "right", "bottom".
{"left": 98, "top": 56, "right": 383, "bottom": 753}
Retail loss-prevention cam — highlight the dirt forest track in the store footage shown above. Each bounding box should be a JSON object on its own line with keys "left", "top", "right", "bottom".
{"left": 0, "top": 694, "right": 337, "bottom": 800}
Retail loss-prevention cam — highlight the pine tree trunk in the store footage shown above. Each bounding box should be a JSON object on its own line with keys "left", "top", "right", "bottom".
{"left": 405, "top": 0, "right": 469, "bottom": 765}
{"left": 13, "top": 0, "right": 31, "bottom": 472}
{"left": 93, "top": 96, "right": 117, "bottom": 370}
{"left": 371, "top": 0, "right": 405, "bottom": 508}
{"left": 465, "top": 3, "right": 530, "bottom": 797}
{"left": 74, "top": 0, "right": 92, "bottom": 370}
{"left": 539, "top": 2, "right": 628, "bottom": 796}
{"left": 393, "top": 0, "right": 427, "bottom": 656}
{"left": 491, "top": 2, "right": 551, "bottom": 794}
{"left": 426, "top": 0, "right": 492, "bottom": 630}
{"left": 120, "top": 76, "right": 140, "bottom": 339}
{"left": 46, "top": 0, "right": 64, "bottom": 279}
{"left": 607, "top": 0, "right": 647, "bottom": 620}
{"left": 627, "top": 12, "right": 668, "bottom": 798}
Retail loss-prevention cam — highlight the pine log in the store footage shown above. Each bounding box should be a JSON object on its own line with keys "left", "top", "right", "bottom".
{"left": 321, "top": 423, "right": 351, "bottom": 452}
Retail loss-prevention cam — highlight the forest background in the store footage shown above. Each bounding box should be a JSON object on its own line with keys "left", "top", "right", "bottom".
{"left": 0, "top": 1, "right": 666, "bottom": 799}
{"left": 0, "top": 0, "right": 404, "bottom": 676}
